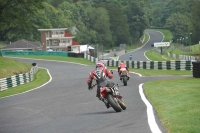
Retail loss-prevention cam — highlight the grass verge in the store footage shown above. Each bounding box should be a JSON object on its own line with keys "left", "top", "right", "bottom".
{"left": 126, "top": 40, "right": 144, "bottom": 53}
{"left": 0, "top": 56, "right": 32, "bottom": 78}
{"left": 144, "top": 32, "right": 150, "bottom": 44}
{"left": 0, "top": 68, "right": 50, "bottom": 98}
{"left": 143, "top": 77, "right": 200, "bottom": 133}
{"left": 145, "top": 49, "right": 177, "bottom": 61}
{"left": 5, "top": 55, "right": 95, "bottom": 65}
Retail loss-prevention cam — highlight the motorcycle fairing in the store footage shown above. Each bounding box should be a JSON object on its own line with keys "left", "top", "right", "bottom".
{"left": 100, "top": 87, "right": 108, "bottom": 98}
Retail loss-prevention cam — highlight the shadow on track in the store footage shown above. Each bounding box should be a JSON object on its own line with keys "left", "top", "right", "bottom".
{"left": 79, "top": 110, "right": 117, "bottom": 116}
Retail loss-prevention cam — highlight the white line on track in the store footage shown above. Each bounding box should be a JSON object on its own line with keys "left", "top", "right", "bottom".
{"left": 139, "top": 83, "right": 162, "bottom": 133}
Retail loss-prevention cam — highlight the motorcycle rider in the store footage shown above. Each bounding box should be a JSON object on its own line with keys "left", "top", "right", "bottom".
{"left": 129, "top": 54, "right": 132, "bottom": 60}
{"left": 87, "top": 60, "right": 114, "bottom": 108}
{"left": 118, "top": 61, "right": 130, "bottom": 80}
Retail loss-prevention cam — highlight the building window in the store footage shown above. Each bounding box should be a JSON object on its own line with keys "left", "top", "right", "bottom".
{"left": 46, "top": 31, "right": 50, "bottom": 38}
{"left": 52, "top": 40, "right": 57, "bottom": 45}
{"left": 52, "top": 30, "right": 64, "bottom": 35}
{"left": 47, "top": 40, "right": 50, "bottom": 46}
{"left": 60, "top": 39, "right": 70, "bottom": 43}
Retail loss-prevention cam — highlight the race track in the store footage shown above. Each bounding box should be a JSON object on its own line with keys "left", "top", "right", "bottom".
{"left": 119, "top": 30, "right": 164, "bottom": 61}
{"left": 0, "top": 30, "right": 183, "bottom": 133}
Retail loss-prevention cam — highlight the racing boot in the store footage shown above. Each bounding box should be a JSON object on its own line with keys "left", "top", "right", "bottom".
{"left": 127, "top": 72, "right": 130, "bottom": 80}
{"left": 102, "top": 98, "right": 110, "bottom": 109}
{"left": 120, "top": 75, "right": 122, "bottom": 81}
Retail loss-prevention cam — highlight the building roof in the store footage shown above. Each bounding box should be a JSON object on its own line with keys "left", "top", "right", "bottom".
{"left": 2, "top": 39, "right": 42, "bottom": 50}
{"left": 38, "top": 28, "right": 68, "bottom": 31}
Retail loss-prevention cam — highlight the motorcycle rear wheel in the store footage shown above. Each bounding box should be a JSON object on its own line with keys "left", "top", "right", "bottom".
{"left": 106, "top": 94, "right": 121, "bottom": 112}
{"left": 118, "top": 99, "right": 126, "bottom": 110}
{"left": 123, "top": 76, "right": 127, "bottom": 86}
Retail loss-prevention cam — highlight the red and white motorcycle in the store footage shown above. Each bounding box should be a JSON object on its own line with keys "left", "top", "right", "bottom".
{"left": 119, "top": 68, "right": 130, "bottom": 86}
{"left": 92, "top": 83, "right": 126, "bottom": 112}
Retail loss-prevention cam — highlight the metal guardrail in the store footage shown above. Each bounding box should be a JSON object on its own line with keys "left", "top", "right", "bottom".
{"left": 167, "top": 52, "right": 196, "bottom": 61}
{"left": 0, "top": 66, "right": 38, "bottom": 91}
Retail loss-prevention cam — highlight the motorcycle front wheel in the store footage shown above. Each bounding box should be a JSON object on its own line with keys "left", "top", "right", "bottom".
{"left": 106, "top": 94, "right": 121, "bottom": 112}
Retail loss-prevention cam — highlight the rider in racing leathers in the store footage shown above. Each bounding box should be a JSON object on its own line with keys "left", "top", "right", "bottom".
{"left": 129, "top": 54, "right": 132, "bottom": 60}
{"left": 118, "top": 61, "right": 130, "bottom": 80}
{"left": 87, "top": 61, "right": 114, "bottom": 108}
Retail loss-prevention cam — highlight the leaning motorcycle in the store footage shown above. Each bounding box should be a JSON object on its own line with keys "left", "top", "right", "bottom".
{"left": 120, "top": 68, "right": 129, "bottom": 86}
{"left": 92, "top": 83, "right": 126, "bottom": 112}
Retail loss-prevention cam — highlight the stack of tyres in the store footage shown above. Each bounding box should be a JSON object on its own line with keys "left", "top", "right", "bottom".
{"left": 192, "top": 61, "right": 200, "bottom": 78}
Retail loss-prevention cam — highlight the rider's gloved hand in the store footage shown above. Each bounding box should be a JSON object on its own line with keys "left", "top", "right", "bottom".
{"left": 88, "top": 85, "right": 93, "bottom": 90}
{"left": 110, "top": 70, "right": 113, "bottom": 74}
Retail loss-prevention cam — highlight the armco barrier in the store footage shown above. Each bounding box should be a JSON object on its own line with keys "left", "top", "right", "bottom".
{"left": 84, "top": 54, "right": 193, "bottom": 70}
{"left": 167, "top": 52, "right": 196, "bottom": 61}
{"left": 0, "top": 66, "right": 38, "bottom": 91}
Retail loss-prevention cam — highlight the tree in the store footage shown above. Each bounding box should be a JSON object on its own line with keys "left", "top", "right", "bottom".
{"left": 189, "top": 0, "right": 200, "bottom": 44}
{"left": 125, "top": 0, "right": 149, "bottom": 42}
{"left": 161, "top": 0, "right": 190, "bottom": 26}
{"left": 164, "top": 13, "right": 190, "bottom": 40}
{"left": 0, "top": 0, "right": 46, "bottom": 41}
{"left": 100, "top": 3, "right": 130, "bottom": 46}
{"left": 87, "top": 7, "right": 113, "bottom": 48}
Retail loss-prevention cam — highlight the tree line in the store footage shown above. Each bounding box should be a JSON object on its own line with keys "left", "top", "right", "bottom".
{"left": 150, "top": 0, "right": 200, "bottom": 45}
{"left": 0, "top": 0, "right": 151, "bottom": 48}
{"left": 0, "top": 0, "right": 199, "bottom": 48}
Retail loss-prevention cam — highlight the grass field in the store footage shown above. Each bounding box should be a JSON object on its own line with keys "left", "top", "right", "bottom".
{"left": 144, "top": 78, "right": 200, "bottom": 133}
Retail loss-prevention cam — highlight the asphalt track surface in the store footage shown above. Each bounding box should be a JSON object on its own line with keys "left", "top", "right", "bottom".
{"left": 119, "top": 30, "right": 164, "bottom": 61}
{"left": 0, "top": 30, "right": 190, "bottom": 133}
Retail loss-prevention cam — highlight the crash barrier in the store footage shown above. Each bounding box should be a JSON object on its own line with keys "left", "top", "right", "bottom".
{"left": 0, "top": 51, "right": 68, "bottom": 56}
{"left": 167, "top": 52, "right": 196, "bottom": 61}
{"left": 68, "top": 52, "right": 84, "bottom": 58}
{"left": 107, "top": 60, "right": 193, "bottom": 70}
{"left": 192, "top": 61, "right": 200, "bottom": 78}
{"left": 0, "top": 66, "right": 38, "bottom": 91}
{"left": 84, "top": 54, "right": 193, "bottom": 70}
{"left": 84, "top": 53, "right": 98, "bottom": 63}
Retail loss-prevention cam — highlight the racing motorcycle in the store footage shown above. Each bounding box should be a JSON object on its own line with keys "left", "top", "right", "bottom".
{"left": 92, "top": 83, "right": 126, "bottom": 112}
{"left": 120, "top": 68, "right": 129, "bottom": 86}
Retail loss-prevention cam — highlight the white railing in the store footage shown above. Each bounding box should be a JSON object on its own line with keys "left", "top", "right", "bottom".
{"left": 52, "top": 34, "right": 64, "bottom": 38}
